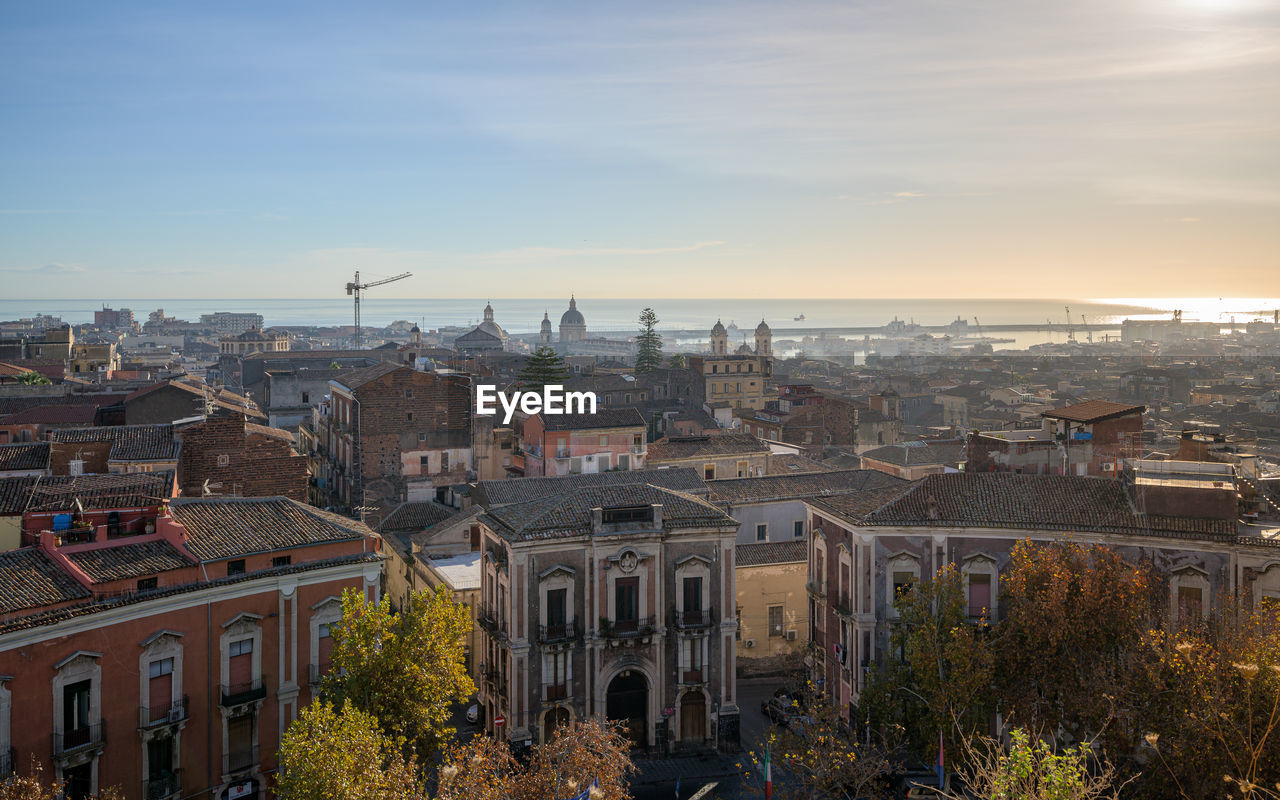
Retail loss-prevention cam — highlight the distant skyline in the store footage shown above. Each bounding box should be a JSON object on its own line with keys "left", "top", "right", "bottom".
{"left": 3, "top": 0, "right": 1278, "bottom": 299}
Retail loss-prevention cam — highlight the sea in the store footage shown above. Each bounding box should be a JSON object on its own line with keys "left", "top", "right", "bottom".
{"left": 4, "top": 297, "right": 1278, "bottom": 351}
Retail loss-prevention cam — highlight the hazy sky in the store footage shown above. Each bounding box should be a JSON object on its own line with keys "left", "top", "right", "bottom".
{"left": 2, "top": 0, "right": 1278, "bottom": 299}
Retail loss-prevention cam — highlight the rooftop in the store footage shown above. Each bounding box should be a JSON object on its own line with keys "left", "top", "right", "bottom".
{"left": 736, "top": 540, "right": 807, "bottom": 567}
{"left": 378, "top": 500, "right": 458, "bottom": 532}
{"left": 1042, "top": 400, "right": 1145, "bottom": 424}
{"left": 648, "top": 433, "right": 770, "bottom": 461}
{"left": 860, "top": 441, "right": 966, "bottom": 468}
{"left": 16, "top": 471, "right": 176, "bottom": 513}
{"left": 0, "top": 441, "right": 49, "bottom": 472}
{"left": 0, "top": 547, "right": 92, "bottom": 615}
{"left": 64, "top": 539, "right": 194, "bottom": 583}
{"left": 708, "top": 469, "right": 907, "bottom": 504}
{"left": 472, "top": 467, "right": 707, "bottom": 508}
{"left": 542, "top": 407, "right": 646, "bottom": 431}
{"left": 168, "top": 496, "right": 375, "bottom": 561}
{"left": 481, "top": 484, "right": 736, "bottom": 541}
{"left": 425, "top": 551, "right": 481, "bottom": 591}
{"left": 50, "top": 424, "right": 179, "bottom": 462}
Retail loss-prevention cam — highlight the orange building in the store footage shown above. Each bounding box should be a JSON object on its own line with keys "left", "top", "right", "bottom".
{"left": 0, "top": 496, "right": 383, "bottom": 799}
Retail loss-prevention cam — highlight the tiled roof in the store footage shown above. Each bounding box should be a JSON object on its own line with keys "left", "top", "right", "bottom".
{"left": 542, "top": 407, "right": 646, "bottom": 431}
{"left": 1, "top": 404, "right": 99, "bottom": 425}
{"left": 809, "top": 484, "right": 919, "bottom": 522}
{"left": 332, "top": 361, "right": 405, "bottom": 389}
{"left": 244, "top": 423, "right": 295, "bottom": 444}
{"left": 1042, "top": 400, "right": 1145, "bottom": 424}
{"left": 481, "top": 484, "right": 736, "bottom": 541}
{"left": 860, "top": 442, "right": 966, "bottom": 468}
{"left": 0, "top": 442, "right": 49, "bottom": 471}
{"left": 50, "top": 424, "right": 179, "bottom": 461}
{"left": 125, "top": 380, "right": 264, "bottom": 418}
{"left": 766, "top": 453, "right": 834, "bottom": 475}
{"left": 0, "top": 548, "right": 92, "bottom": 614}
{"left": 64, "top": 539, "right": 194, "bottom": 583}
{"left": 709, "top": 469, "right": 908, "bottom": 504}
{"left": 737, "top": 540, "right": 807, "bottom": 567}
{"left": 473, "top": 467, "right": 707, "bottom": 508}
{"left": 853, "top": 473, "right": 1235, "bottom": 539}
{"left": 20, "top": 471, "right": 177, "bottom": 512}
{"left": 648, "top": 433, "right": 770, "bottom": 461}
{"left": 169, "top": 496, "right": 374, "bottom": 561}
{"left": 378, "top": 501, "right": 457, "bottom": 532}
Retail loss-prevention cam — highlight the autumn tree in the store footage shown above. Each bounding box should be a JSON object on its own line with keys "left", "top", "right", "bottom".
{"left": 863, "top": 564, "right": 994, "bottom": 767}
{"left": 518, "top": 346, "right": 569, "bottom": 390}
{"left": 995, "top": 540, "right": 1162, "bottom": 750}
{"left": 324, "top": 586, "right": 474, "bottom": 760}
{"left": 943, "top": 728, "right": 1123, "bottom": 800}
{"left": 437, "top": 718, "right": 634, "bottom": 800}
{"left": 1136, "top": 603, "right": 1280, "bottom": 800}
{"left": 634, "top": 308, "right": 663, "bottom": 373}
{"left": 277, "top": 699, "right": 424, "bottom": 800}
{"left": 0, "top": 759, "right": 122, "bottom": 800}
{"left": 744, "top": 691, "right": 892, "bottom": 800}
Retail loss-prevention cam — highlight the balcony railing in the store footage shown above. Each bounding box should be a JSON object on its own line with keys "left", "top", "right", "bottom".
{"left": 806, "top": 579, "right": 826, "bottom": 598}
{"left": 631, "top": 445, "right": 646, "bottom": 455}
{"left": 220, "top": 677, "right": 267, "bottom": 707}
{"left": 139, "top": 695, "right": 189, "bottom": 728}
{"left": 600, "top": 615, "right": 656, "bottom": 639}
{"left": 543, "top": 682, "right": 569, "bottom": 701}
{"left": 477, "top": 603, "right": 507, "bottom": 638}
{"left": 555, "top": 448, "right": 571, "bottom": 459}
{"left": 834, "top": 595, "right": 854, "bottom": 618}
{"left": 673, "top": 608, "right": 714, "bottom": 629}
{"left": 224, "top": 744, "right": 258, "bottom": 776}
{"left": 144, "top": 770, "right": 181, "bottom": 800}
{"left": 309, "top": 663, "right": 331, "bottom": 686}
{"left": 53, "top": 722, "right": 105, "bottom": 756}
{"left": 538, "top": 620, "right": 581, "bottom": 644}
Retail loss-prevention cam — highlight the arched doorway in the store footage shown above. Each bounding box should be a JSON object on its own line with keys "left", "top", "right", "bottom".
{"left": 542, "top": 707, "right": 570, "bottom": 742}
{"left": 606, "top": 670, "right": 648, "bottom": 749}
{"left": 679, "top": 690, "right": 706, "bottom": 744}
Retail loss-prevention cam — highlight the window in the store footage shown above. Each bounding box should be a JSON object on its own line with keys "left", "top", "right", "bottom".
{"left": 614, "top": 577, "right": 639, "bottom": 627}
{"left": 441, "top": 451, "right": 449, "bottom": 471}
{"left": 545, "top": 588, "right": 567, "bottom": 635}
{"left": 420, "top": 455, "right": 430, "bottom": 470}
{"left": 227, "top": 713, "right": 256, "bottom": 771}
{"left": 893, "top": 571, "right": 915, "bottom": 602}
{"left": 768, "top": 604, "right": 784, "bottom": 637}
{"left": 703, "top": 464, "right": 716, "bottom": 480}
{"left": 301, "top": 392, "right": 310, "bottom": 404}
{"left": 229, "top": 638, "right": 253, "bottom": 657}
{"left": 735, "top": 607, "right": 742, "bottom": 640}
{"left": 63, "top": 679, "right": 91, "bottom": 733}
{"left": 737, "top": 460, "right": 749, "bottom": 478}
{"left": 406, "top": 412, "right": 413, "bottom": 422}
{"left": 793, "top": 520, "right": 805, "bottom": 538}
{"left": 418, "top": 432, "right": 427, "bottom": 442}
{"left": 600, "top": 435, "right": 609, "bottom": 446}
{"left": 968, "top": 574, "right": 991, "bottom": 617}
{"left": 755, "top": 523, "right": 768, "bottom": 542}
{"left": 682, "top": 576, "right": 703, "bottom": 616}
{"left": 227, "top": 560, "right": 246, "bottom": 576}
{"left": 405, "top": 388, "right": 413, "bottom": 399}
{"left": 137, "top": 577, "right": 158, "bottom": 591}
{"left": 272, "top": 555, "right": 292, "bottom": 568}
{"left": 1178, "top": 586, "right": 1203, "bottom": 623}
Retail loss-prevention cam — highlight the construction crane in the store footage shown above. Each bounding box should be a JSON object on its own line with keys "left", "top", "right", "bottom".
{"left": 1065, "top": 305, "right": 1076, "bottom": 342}
{"left": 1081, "top": 313, "right": 1093, "bottom": 344}
{"left": 346, "top": 270, "right": 411, "bottom": 349}
{"left": 973, "top": 316, "right": 983, "bottom": 339}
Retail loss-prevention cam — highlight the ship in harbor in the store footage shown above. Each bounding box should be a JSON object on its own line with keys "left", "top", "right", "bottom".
{"left": 794, "top": 313, "right": 805, "bottom": 321}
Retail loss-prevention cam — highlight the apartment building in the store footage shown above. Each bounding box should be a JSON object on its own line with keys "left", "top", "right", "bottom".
{"left": 518, "top": 408, "right": 647, "bottom": 477}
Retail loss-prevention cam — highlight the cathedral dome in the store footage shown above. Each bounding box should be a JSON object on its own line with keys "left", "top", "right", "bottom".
{"left": 711, "top": 319, "right": 727, "bottom": 335}
{"left": 756, "top": 319, "right": 771, "bottom": 334}
{"left": 560, "top": 296, "right": 585, "bottom": 327}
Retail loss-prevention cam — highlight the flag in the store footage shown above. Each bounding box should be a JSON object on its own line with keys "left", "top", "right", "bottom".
{"left": 936, "top": 730, "right": 945, "bottom": 788}
{"left": 765, "top": 742, "right": 773, "bottom": 800}
{"left": 675, "top": 776, "right": 680, "bottom": 799}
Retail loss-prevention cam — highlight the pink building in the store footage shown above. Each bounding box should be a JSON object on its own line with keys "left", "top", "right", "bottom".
{"left": 520, "top": 409, "right": 647, "bottom": 477}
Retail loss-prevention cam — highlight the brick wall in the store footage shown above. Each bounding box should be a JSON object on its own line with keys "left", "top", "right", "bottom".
{"left": 178, "top": 414, "right": 308, "bottom": 501}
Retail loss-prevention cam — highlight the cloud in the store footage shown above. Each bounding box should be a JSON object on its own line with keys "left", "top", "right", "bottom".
{"left": 475, "top": 241, "right": 726, "bottom": 263}
{"left": 0, "top": 262, "right": 88, "bottom": 274}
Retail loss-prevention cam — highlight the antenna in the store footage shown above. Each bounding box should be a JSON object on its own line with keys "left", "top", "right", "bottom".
{"left": 345, "top": 270, "right": 412, "bottom": 349}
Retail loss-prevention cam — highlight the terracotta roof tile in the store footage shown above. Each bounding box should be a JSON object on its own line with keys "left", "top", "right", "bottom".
{"left": 542, "top": 407, "right": 646, "bottom": 431}
{"left": 0, "top": 548, "right": 91, "bottom": 614}
{"left": 20, "top": 471, "right": 176, "bottom": 512}
{"left": 0, "top": 442, "right": 49, "bottom": 472}
{"left": 64, "top": 539, "right": 194, "bottom": 583}
{"left": 648, "top": 433, "right": 770, "bottom": 461}
{"left": 481, "top": 484, "right": 736, "bottom": 541}
{"left": 708, "top": 469, "right": 908, "bottom": 504}
{"left": 737, "top": 540, "right": 807, "bottom": 566}
{"left": 472, "top": 467, "right": 707, "bottom": 508}
{"left": 50, "top": 424, "right": 179, "bottom": 461}
{"left": 378, "top": 501, "right": 457, "bottom": 532}
{"left": 169, "top": 496, "right": 374, "bottom": 561}
{"left": 1042, "top": 400, "right": 1145, "bottom": 424}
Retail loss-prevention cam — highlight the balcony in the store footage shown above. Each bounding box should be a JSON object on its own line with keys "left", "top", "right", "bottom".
{"left": 555, "top": 448, "right": 571, "bottom": 459}
{"left": 806, "top": 579, "right": 826, "bottom": 599}
{"left": 308, "top": 663, "right": 330, "bottom": 686}
{"left": 538, "top": 620, "right": 581, "bottom": 645}
{"left": 631, "top": 445, "right": 646, "bottom": 455}
{"left": 543, "top": 682, "right": 569, "bottom": 702}
{"left": 673, "top": 608, "right": 714, "bottom": 630}
{"left": 477, "top": 603, "right": 507, "bottom": 639}
{"left": 680, "top": 668, "right": 706, "bottom": 685}
{"left": 220, "top": 677, "right": 267, "bottom": 707}
{"left": 53, "top": 722, "right": 105, "bottom": 756}
{"left": 144, "top": 770, "right": 181, "bottom": 800}
{"left": 139, "top": 695, "right": 189, "bottom": 728}
{"left": 224, "top": 744, "right": 258, "bottom": 776}
{"left": 600, "top": 615, "right": 656, "bottom": 639}
{"left": 834, "top": 595, "right": 854, "bottom": 618}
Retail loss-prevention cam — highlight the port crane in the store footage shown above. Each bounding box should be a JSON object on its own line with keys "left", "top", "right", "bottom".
{"left": 1065, "top": 305, "right": 1076, "bottom": 342}
{"left": 1081, "top": 314, "right": 1093, "bottom": 344}
{"left": 346, "top": 270, "right": 412, "bottom": 349}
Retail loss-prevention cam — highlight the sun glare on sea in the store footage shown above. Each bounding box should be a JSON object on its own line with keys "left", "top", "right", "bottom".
{"left": 1096, "top": 297, "right": 1280, "bottom": 323}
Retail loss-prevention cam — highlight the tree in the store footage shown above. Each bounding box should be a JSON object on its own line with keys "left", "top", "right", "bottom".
{"left": 278, "top": 699, "right": 424, "bottom": 800}
{"left": 995, "top": 540, "right": 1162, "bottom": 750}
{"left": 667, "top": 353, "right": 686, "bottom": 369}
{"left": 16, "top": 371, "right": 51, "bottom": 385}
{"left": 744, "top": 691, "right": 892, "bottom": 800}
{"left": 323, "top": 586, "right": 474, "bottom": 760}
{"left": 518, "top": 346, "right": 569, "bottom": 390}
{"left": 1137, "top": 603, "right": 1280, "bottom": 799}
{"left": 943, "top": 728, "right": 1123, "bottom": 800}
{"left": 0, "top": 759, "right": 122, "bottom": 799}
{"left": 437, "top": 718, "right": 634, "bottom": 800}
{"left": 864, "top": 564, "right": 994, "bottom": 768}
{"left": 634, "top": 308, "right": 663, "bottom": 373}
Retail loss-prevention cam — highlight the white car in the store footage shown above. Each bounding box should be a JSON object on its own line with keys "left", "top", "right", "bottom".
{"left": 466, "top": 704, "right": 479, "bottom": 724}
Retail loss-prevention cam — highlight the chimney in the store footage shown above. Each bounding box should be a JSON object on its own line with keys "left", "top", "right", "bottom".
{"left": 591, "top": 507, "right": 603, "bottom": 534}
{"left": 651, "top": 503, "right": 663, "bottom": 529}
{"left": 925, "top": 496, "right": 940, "bottom": 520}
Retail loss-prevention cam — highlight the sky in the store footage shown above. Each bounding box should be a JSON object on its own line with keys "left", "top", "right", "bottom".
{"left": 1, "top": 0, "right": 1278, "bottom": 299}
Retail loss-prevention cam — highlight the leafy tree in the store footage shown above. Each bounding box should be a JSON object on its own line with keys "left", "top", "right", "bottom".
{"left": 995, "top": 541, "right": 1163, "bottom": 750}
{"left": 634, "top": 308, "right": 663, "bottom": 373}
{"left": 278, "top": 699, "right": 424, "bottom": 800}
{"left": 943, "top": 728, "right": 1123, "bottom": 800}
{"left": 865, "top": 564, "right": 994, "bottom": 768}
{"left": 324, "top": 586, "right": 474, "bottom": 760}
{"left": 437, "top": 718, "right": 634, "bottom": 800}
{"left": 1137, "top": 603, "right": 1280, "bottom": 800}
{"left": 667, "top": 353, "right": 686, "bottom": 369}
{"left": 16, "top": 371, "right": 52, "bottom": 385}
{"left": 744, "top": 691, "right": 892, "bottom": 800}
{"left": 518, "top": 346, "right": 569, "bottom": 390}
{"left": 0, "top": 759, "right": 122, "bottom": 799}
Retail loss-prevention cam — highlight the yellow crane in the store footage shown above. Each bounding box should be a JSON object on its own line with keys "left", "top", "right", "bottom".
{"left": 346, "top": 270, "right": 412, "bottom": 349}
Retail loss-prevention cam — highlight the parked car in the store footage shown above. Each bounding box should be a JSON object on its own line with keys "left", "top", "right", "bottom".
{"left": 761, "top": 691, "right": 809, "bottom": 729}
{"left": 466, "top": 703, "right": 479, "bottom": 724}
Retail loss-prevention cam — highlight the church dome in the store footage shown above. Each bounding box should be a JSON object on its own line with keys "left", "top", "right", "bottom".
{"left": 711, "top": 319, "right": 727, "bottom": 335}
{"left": 560, "top": 296, "right": 585, "bottom": 327}
{"left": 756, "top": 319, "right": 770, "bottom": 334}
{"left": 410, "top": 324, "right": 420, "bottom": 333}
{"left": 541, "top": 312, "right": 552, "bottom": 331}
